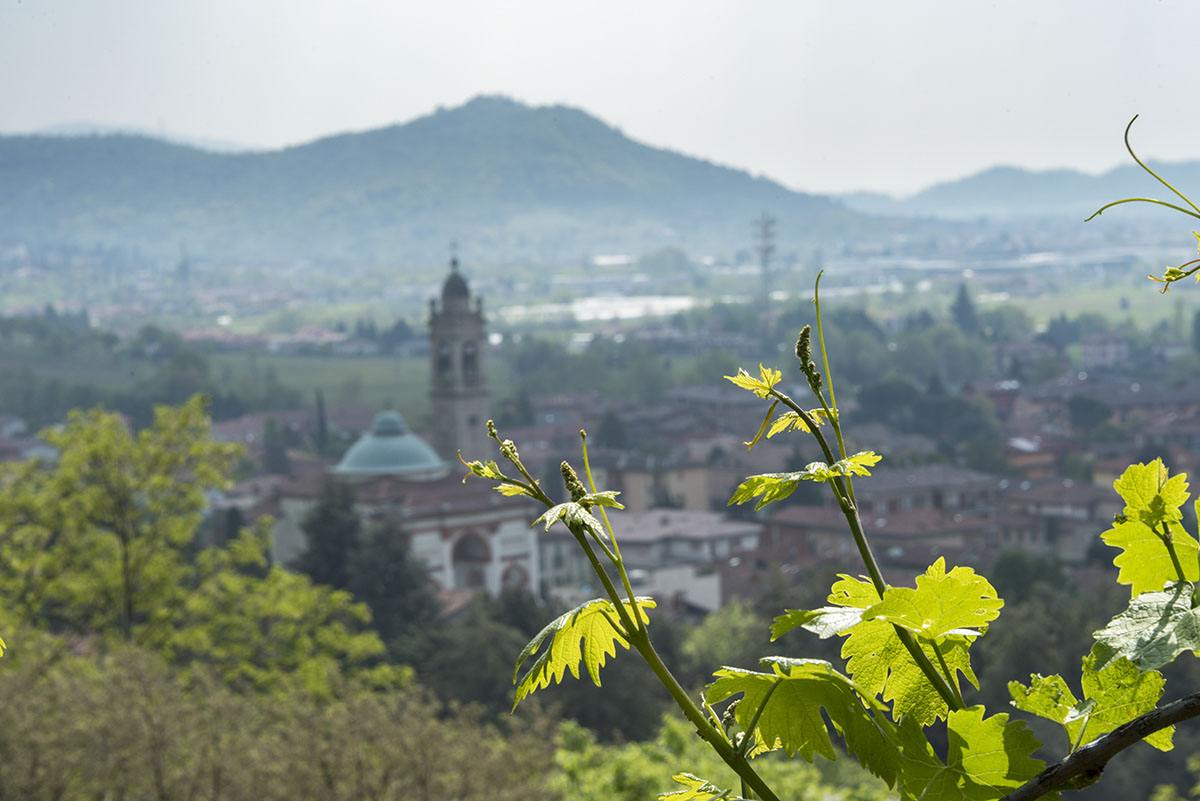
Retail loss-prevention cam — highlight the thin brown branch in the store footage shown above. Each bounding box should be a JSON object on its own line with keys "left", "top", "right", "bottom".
{"left": 1002, "top": 691, "right": 1200, "bottom": 801}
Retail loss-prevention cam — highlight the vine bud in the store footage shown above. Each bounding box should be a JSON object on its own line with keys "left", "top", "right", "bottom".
{"left": 560, "top": 461, "right": 588, "bottom": 502}
{"left": 795, "top": 325, "right": 823, "bottom": 393}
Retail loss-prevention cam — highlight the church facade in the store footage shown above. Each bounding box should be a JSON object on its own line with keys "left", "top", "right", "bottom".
{"left": 268, "top": 259, "right": 540, "bottom": 598}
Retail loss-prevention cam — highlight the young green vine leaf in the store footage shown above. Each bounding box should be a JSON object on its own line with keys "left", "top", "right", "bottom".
{"left": 767, "top": 408, "right": 832, "bottom": 438}
{"left": 724, "top": 364, "right": 783, "bottom": 398}
{"left": 1102, "top": 461, "right": 1199, "bottom": 594}
{"left": 1092, "top": 581, "right": 1200, "bottom": 671}
{"left": 864, "top": 557, "right": 1003, "bottom": 640}
{"left": 658, "top": 773, "right": 741, "bottom": 801}
{"left": 705, "top": 657, "right": 901, "bottom": 787}
{"left": 512, "top": 596, "right": 656, "bottom": 709}
{"left": 792, "top": 571, "right": 981, "bottom": 726}
{"left": 727, "top": 452, "right": 882, "bottom": 511}
{"left": 532, "top": 502, "right": 609, "bottom": 538}
{"left": 1009, "top": 645, "right": 1174, "bottom": 753}
{"left": 896, "top": 706, "right": 1045, "bottom": 801}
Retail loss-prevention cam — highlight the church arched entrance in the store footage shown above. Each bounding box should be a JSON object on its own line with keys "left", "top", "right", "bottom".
{"left": 451, "top": 532, "right": 491, "bottom": 589}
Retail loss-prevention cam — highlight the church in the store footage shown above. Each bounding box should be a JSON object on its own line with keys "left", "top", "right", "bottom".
{"left": 269, "top": 258, "right": 540, "bottom": 597}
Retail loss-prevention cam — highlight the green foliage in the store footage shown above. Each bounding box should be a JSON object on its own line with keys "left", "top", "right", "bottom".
{"left": 727, "top": 452, "right": 882, "bottom": 511}
{"left": 659, "top": 773, "right": 740, "bottom": 801}
{"left": 1102, "top": 460, "right": 1198, "bottom": 595}
{"left": 159, "top": 524, "right": 404, "bottom": 695}
{"left": 513, "top": 597, "right": 656, "bottom": 709}
{"left": 1010, "top": 645, "right": 1174, "bottom": 752}
{"left": 725, "top": 364, "right": 783, "bottom": 398}
{"left": 773, "top": 562, "right": 991, "bottom": 727}
{"left": 681, "top": 601, "right": 770, "bottom": 686}
{"left": 0, "top": 639, "right": 554, "bottom": 801}
{"left": 706, "top": 658, "right": 899, "bottom": 785}
{"left": 0, "top": 396, "right": 240, "bottom": 639}
{"left": 554, "top": 716, "right": 890, "bottom": 801}
{"left": 864, "top": 558, "right": 1003, "bottom": 640}
{"left": 895, "top": 706, "right": 1044, "bottom": 801}
{"left": 489, "top": 256, "right": 1200, "bottom": 801}
{"left": 1093, "top": 581, "right": 1200, "bottom": 671}
{"left": 0, "top": 396, "right": 393, "bottom": 694}
{"left": 294, "top": 477, "right": 361, "bottom": 590}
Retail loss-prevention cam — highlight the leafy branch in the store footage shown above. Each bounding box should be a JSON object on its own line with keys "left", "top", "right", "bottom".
{"left": 1002, "top": 690, "right": 1200, "bottom": 801}
{"left": 473, "top": 143, "right": 1200, "bottom": 797}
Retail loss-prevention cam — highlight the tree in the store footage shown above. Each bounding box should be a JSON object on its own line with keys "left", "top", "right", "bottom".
{"left": 0, "top": 639, "right": 554, "bottom": 801}
{"left": 294, "top": 477, "right": 360, "bottom": 590}
{"left": 314, "top": 388, "right": 330, "bottom": 454}
{"left": 680, "top": 601, "right": 770, "bottom": 687}
{"left": 0, "top": 395, "right": 240, "bottom": 641}
{"left": 262, "top": 417, "right": 291, "bottom": 474}
{"left": 161, "top": 524, "right": 404, "bottom": 695}
{"left": 951, "top": 282, "right": 981, "bottom": 334}
{"left": 348, "top": 518, "right": 441, "bottom": 653}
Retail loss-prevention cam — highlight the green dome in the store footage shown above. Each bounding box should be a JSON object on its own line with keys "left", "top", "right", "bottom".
{"left": 333, "top": 412, "right": 448, "bottom": 480}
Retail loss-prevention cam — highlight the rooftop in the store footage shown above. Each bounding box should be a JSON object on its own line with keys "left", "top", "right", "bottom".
{"left": 333, "top": 411, "right": 448, "bottom": 481}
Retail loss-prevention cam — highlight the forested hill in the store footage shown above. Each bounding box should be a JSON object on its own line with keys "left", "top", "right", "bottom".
{"left": 0, "top": 96, "right": 876, "bottom": 264}
{"left": 842, "top": 161, "right": 1200, "bottom": 219}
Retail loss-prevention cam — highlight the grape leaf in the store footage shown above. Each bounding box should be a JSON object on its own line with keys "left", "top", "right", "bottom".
{"left": 1112, "top": 459, "right": 1189, "bottom": 527}
{"left": 725, "top": 364, "right": 783, "bottom": 398}
{"left": 728, "top": 452, "right": 883, "bottom": 511}
{"left": 771, "top": 606, "right": 864, "bottom": 641}
{"left": 864, "top": 558, "right": 1003, "bottom": 640}
{"left": 1100, "top": 517, "right": 1198, "bottom": 596}
{"left": 1093, "top": 581, "right": 1200, "bottom": 671}
{"left": 766, "top": 408, "right": 833, "bottom": 438}
{"left": 1101, "top": 461, "right": 1198, "bottom": 596}
{"left": 896, "top": 706, "right": 1044, "bottom": 801}
{"left": 532, "top": 502, "right": 606, "bottom": 537}
{"left": 512, "top": 597, "right": 655, "bottom": 709}
{"left": 1009, "top": 646, "right": 1173, "bottom": 751}
{"left": 827, "top": 573, "right": 979, "bottom": 726}
{"left": 658, "top": 773, "right": 741, "bottom": 801}
{"left": 1079, "top": 648, "right": 1173, "bottom": 751}
{"left": 705, "top": 657, "right": 900, "bottom": 786}
{"left": 459, "top": 456, "right": 505, "bottom": 482}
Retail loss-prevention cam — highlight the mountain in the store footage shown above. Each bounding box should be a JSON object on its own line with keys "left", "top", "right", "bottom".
{"left": 841, "top": 162, "right": 1200, "bottom": 220}
{"left": 0, "top": 96, "right": 879, "bottom": 264}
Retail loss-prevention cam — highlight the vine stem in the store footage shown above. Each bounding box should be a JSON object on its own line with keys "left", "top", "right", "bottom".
{"left": 568, "top": 522, "right": 781, "bottom": 801}
{"left": 1159, "top": 522, "right": 1189, "bottom": 585}
{"left": 769, "top": 390, "right": 963, "bottom": 712}
{"left": 1002, "top": 690, "right": 1200, "bottom": 801}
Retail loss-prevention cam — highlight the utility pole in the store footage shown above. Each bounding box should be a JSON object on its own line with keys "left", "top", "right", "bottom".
{"left": 754, "top": 212, "right": 776, "bottom": 308}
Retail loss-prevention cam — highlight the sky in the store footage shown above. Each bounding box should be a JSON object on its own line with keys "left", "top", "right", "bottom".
{"left": 3, "top": 0, "right": 1200, "bottom": 196}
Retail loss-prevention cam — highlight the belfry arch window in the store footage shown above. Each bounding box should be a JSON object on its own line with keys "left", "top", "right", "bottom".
{"left": 436, "top": 343, "right": 453, "bottom": 382}
{"left": 462, "top": 341, "right": 479, "bottom": 385}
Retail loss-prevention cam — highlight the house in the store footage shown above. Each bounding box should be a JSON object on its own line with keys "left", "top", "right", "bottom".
{"left": 540, "top": 508, "right": 761, "bottom": 611}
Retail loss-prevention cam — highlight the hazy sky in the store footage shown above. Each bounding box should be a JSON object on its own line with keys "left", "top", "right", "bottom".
{"left": 3, "top": 0, "right": 1200, "bottom": 195}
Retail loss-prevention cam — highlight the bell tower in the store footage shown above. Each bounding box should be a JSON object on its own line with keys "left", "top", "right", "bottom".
{"left": 429, "top": 254, "right": 490, "bottom": 461}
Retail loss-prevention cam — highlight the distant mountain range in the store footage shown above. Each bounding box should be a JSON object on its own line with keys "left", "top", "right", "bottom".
{"left": 0, "top": 96, "right": 879, "bottom": 264}
{"left": 840, "top": 162, "right": 1200, "bottom": 220}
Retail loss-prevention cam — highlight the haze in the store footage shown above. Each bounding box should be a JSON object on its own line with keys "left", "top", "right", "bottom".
{"left": 2, "top": 0, "right": 1200, "bottom": 195}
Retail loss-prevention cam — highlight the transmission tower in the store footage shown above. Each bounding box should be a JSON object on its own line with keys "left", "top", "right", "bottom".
{"left": 754, "top": 212, "right": 777, "bottom": 307}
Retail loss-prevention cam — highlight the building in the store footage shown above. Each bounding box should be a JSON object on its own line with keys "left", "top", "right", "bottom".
{"left": 429, "top": 256, "right": 490, "bottom": 461}
{"left": 540, "top": 508, "right": 761, "bottom": 611}
{"left": 267, "top": 259, "right": 540, "bottom": 597}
